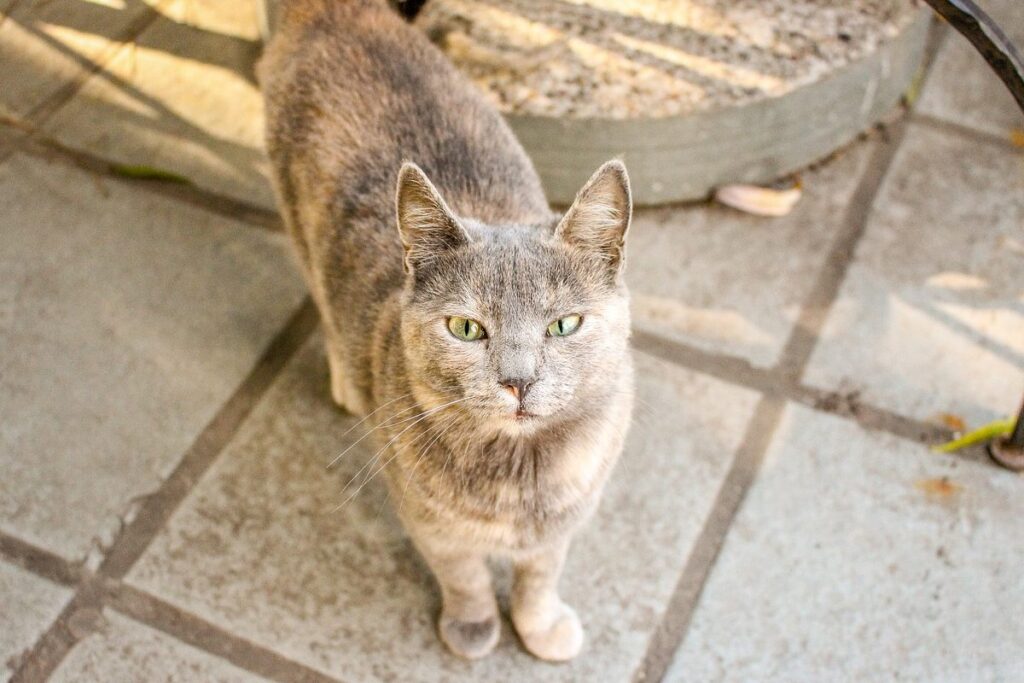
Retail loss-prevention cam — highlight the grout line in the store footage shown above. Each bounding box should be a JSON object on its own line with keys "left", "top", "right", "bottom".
{"left": 788, "top": 383, "right": 952, "bottom": 453}
{"left": 774, "top": 126, "right": 909, "bottom": 381}
{"left": 910, "top": 111, "right": 1022, "bottom": 153}
{"left": 631, "top": 332, "right": 954, "bottom": 451}
{"left": 0, "top": 534, "right": 82, "bottom": 588}
{"left": 6, "top": 299, "right": 318, "bottom": 682}
{"left": 0, "top": 2, "right": 167, "bottom": 166}
{"left": 100, "top": 298, "right": 318, "bottom": 579}
{"left": 106, "top": 582, "right": 343, "bottom": 683}
{"left": 9, "top": 579, "right": 105, "bottom": 683}
{"left": 19, "top": 0, "right": 171, "bottom": 128}
{"left": 632, "top": 396, "right": 786, "bottom": 682}
{"left": 2, "top": 122, "right": 283, "bottom": 231}
{"left": 0, "top": 535, "right": 342, "bottom": 682}
{"left": 631, "top": 331, "right": 778, "bottom": 396}
{"left": 632, "top": 108, "right": 920, "bottom": 682}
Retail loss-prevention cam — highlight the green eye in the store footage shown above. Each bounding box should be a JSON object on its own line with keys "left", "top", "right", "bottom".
{"left": 448, "top": 316, "right": 486, "bottom": 341}
{"left": 547, "top": 314, "right": 582, "bottom": 337}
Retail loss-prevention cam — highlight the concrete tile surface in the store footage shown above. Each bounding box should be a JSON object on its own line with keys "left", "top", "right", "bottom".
{"left": 627, "top": 142, "right": 872, "bottom": 368}
{"left": 3, "top": 2, "right": 1024, "bottom": 679}
{"left": 50, "top": 610, "right": 268, "bottom": 683}
{"left": 917, "top": 0, "right": 1024, "bottom": 140}
{"left": 0, "top": 0, "right": 157, "bottom": 121}
{"left": 803, "top": 124, "right": 1024, "bottom": 427}
{"left": 0, "top": 562, "right": 72, "bottom": 682}
{"left": 667, "top": 403, "right": 1024, "bottom": 682}
{"left": 0, "top": 153, "right": 305, "bottom": 564}
{"left": 41, "top": 0, "right": 272, "bottom": 208}
{"left": 127, "top": 335, "right": 760, "bottom": 681}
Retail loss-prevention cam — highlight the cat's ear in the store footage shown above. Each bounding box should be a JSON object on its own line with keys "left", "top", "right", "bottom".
{"left": 395, "top": 162, "right": 470, "bottom": 273}
{"left": 555, "top": 160, "right": 632, "bottom": 276}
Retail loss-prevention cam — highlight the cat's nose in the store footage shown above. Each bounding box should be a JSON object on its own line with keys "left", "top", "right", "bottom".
{"left": 500, "top": 378, "right": 534, "bottom": 402}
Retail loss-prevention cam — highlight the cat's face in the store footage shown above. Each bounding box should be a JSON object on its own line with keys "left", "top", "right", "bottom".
{"left": 396, "top": 162, "right": 632, "bottom": 429}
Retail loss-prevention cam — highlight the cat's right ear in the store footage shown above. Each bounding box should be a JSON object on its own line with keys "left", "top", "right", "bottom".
{"left": 395, "top": 162, "right": 469, "bottom": 274}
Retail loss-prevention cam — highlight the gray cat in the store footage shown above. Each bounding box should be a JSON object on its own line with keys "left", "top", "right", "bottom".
{"left": 259, "top": 0, "right": 634, "bottom": 661}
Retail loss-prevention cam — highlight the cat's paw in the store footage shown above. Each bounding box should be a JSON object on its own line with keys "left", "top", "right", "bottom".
{"left": 514, "top": 602, "right": 583, "bottom": 662}
{"left": 438, "top": 612, "right": 500, "bottom": 660}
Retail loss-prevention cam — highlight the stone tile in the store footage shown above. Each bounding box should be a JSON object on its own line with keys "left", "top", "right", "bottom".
{"left": 0, "top": 562, "right": 72, "bottom": 681}
{"left": 803, "top": 124, "right": 1024, "bottom": 427}
{"left": 627, "top": 141, "right": 872, "bottom": 368}
{"left": 42, "top": 0, "right": 272, "bottom": 208}
{"left": 0, "top": 0, "right": 157, "bottom": 121}
{"left": 917, "top": 0, "right": 1024, "bottom": 140}
{"left": 51, "top": 610, "right": 268, "bottom": 683}
{"left": 667, "top": 404, "right": 1024, "bottom": 681}
{"left": 0, "top": 153, "right": 306, "bottom": 563}
{"left": 127, "top": 334, "right": 760, "bottom": 681}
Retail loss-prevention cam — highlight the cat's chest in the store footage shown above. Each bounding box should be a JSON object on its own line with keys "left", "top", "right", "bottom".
{"left": 391, "top": 408, "right": 627, "bottom": 551}
{"left": 445, "top": 434, "right": 614, "bottom": 537}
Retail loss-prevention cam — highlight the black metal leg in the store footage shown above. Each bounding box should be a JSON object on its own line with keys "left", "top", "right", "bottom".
{"left": 989, "top": 399, "right": 1024, "bottom": 471}
{"left": 920, "top": 1, "right": 1024, "bottom": 471}
{"left": 920, "top": 0, "right": 1024, "bottom": 111}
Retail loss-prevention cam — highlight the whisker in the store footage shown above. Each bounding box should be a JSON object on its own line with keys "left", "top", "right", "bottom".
{"left": 397, "top": 415, "right": 461, "bottom": 513}
{"left": 336, "top": 392, "right": 414, "bottom": 442}
{"left": 332, "top": 397, "right": 471, "bottom": 510}
{"left": 371, "top": 417, "right": 452, "bottom": 522}
{"left": 433, "top": 434, "right": 460, "bottom": 502}
{"left": 334, "top": 398, "right": 463, "bottom": 495}
{"left": 327, "top": 394, "right": 459, "bottom": 470}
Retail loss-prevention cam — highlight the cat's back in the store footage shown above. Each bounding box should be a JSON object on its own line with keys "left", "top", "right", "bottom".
{"left": 259, "top": 0, "right": 551, "bottom": 244}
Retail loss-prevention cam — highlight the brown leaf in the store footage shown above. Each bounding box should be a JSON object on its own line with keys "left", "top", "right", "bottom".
{"left": 1010, "top": 128, "right": 1024, "bottom": 148}
{"left": 915, "top": 477, "right": 961, "bottom": 498}
{"left": 714, "top": 182, "right": 802, "bottom": 217}
{"left": 936, "top": 412, "right": 966, "bottom": 432}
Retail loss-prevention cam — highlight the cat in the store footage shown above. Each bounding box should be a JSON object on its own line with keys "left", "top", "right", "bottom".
{"left": 259, "top": 0, "right": 634, "bottom": 661}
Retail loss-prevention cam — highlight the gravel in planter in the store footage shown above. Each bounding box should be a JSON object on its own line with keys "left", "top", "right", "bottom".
{"left": 416, "top": 0, "right": 920, "bottom": 119}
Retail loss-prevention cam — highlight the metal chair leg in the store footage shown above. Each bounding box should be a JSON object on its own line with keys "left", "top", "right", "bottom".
{"left": 989, "top": 399, "right": 1024, "bottom": 471}
{"left": 920, "top": 1, "right": 1024, "bottom": 472}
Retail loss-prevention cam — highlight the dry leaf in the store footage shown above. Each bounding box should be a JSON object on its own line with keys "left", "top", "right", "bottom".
{"left": 936, "top": 412, "right": 966, "bottom": 432}
{"left": 1010, "top": 128, "right": 1024, "bottom": 148}
{"left": 714, "top": 182, "right": 802, "bottom": 217}
{"left": 915, "top": 477, "right": 961, "bottom": 498}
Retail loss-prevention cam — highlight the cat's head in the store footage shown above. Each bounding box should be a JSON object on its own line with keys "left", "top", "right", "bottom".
{"left": 395, "top": 161, "right": 632, "bottom": 430}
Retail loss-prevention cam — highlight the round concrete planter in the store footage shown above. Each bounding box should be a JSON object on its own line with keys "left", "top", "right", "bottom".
{"left": 258, "top": 2, "right": 930, "bottom": 206}
{"left": 508, "top": 9, "right": 931, "bottom": 206}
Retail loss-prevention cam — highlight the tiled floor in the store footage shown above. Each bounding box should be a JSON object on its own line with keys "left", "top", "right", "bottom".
{"left": 1, "top": 2, "right": 1022, "bottom": 682}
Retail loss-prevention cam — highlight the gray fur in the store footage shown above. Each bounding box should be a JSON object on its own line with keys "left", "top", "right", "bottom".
{"left": 259, "top": 0, "right": 634, "bottom": 661}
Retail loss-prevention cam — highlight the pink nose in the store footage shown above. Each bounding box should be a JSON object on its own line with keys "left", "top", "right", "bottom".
{"left": 500, "top": 378, "right": 534, "bottom": 402}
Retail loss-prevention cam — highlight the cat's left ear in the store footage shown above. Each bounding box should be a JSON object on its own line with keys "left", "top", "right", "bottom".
{"left": 555, "top": 160, "right": 632, "bottom": 278}
{"left": 395, "top": 162, "right": 470, "bottom": 274}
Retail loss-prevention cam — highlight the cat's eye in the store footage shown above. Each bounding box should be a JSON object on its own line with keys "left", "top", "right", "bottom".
{"left": 547, "top": 314, "right": 582, "bottom": 337}
{"left": 448, "top": 316, "right": 486, "bottom": 341}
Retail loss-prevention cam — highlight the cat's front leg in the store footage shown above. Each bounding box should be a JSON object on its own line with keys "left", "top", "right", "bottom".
{"left": 323, "top": 333, "right": 370, "bottom": 417}
{"left": 511, "top": 538, "right": 583, "bottom": 662}
{"left": 413, "top": 535, "right": 500, "bottom": 659}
